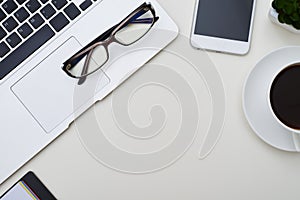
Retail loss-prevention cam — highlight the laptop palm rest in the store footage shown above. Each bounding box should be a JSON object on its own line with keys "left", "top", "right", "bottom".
{"left": 11, "top": 37, "right": 110, "bottom": 133}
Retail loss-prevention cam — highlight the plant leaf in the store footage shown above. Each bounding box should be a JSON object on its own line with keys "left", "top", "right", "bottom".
{"left": 272, "top": 0, "right": 278, "bottom": 11}
{"left": 278, "top": 13, "right": 286, "bottom": 23}
{"left": 284, "top": 15, "right": 293, "bottom": 24}
{"left": 293, "top": 21, "right": 300, "bottom": 29}
{"left": 276, "top": 0, "right": 285, "bottom": 9}
{"left": 272, "top": 0, "right": 278, "bottom": 9}
{"left": 283, "top": 4, "right": 294, "bottom": 14}
{"left": 290, "top": 12, "right": 300, "bottom": 21}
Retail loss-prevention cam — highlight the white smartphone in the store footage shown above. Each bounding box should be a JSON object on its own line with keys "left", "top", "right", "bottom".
{"left": 191, "top": 0, "right": 256, "bottom": 55}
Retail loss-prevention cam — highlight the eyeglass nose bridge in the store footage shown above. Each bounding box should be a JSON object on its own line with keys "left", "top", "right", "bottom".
{"left": 90, "top": 34, "right": 126, "bottom": 62}
{"left": 97, "top": 34, "right": 124, "bottom": 48}
{"left": 89, "top": 35, "right": 117, "bottom": 63}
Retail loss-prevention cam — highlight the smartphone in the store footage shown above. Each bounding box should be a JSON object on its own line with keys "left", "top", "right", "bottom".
{"left": 191, "top": 0, "right": 256, "bottom": 55}
{"left": 0, "top": 172, "right": 56, "bottom": 200}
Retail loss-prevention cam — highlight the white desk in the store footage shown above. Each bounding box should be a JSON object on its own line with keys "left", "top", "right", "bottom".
{"left": 2, "top": 0, "right": 300, "bottom": 199}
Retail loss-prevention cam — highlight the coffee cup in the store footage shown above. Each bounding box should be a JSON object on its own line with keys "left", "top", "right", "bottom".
{"left": 267, "top": 63, "right": 300, "bottom": 150}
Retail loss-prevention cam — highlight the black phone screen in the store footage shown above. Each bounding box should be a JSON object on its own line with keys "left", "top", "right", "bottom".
{"left": 0, "top": 172, "right": 56, "bottom": 200}
{"left": 194, "top": 0, "right": 254, "bottom": 42}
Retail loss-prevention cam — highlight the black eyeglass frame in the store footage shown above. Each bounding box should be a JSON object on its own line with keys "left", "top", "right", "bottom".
{"left": 62, "top": 2, "right": 159, "bottom": 79}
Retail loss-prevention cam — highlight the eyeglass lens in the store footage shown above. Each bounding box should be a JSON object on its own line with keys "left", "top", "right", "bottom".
{"left": 115, "top": 8, "right": 154, "bottom": 45}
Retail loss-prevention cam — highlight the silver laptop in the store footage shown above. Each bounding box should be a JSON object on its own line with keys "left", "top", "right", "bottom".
{"left": 0, "top": 0, "right": 178, "bottom": 184}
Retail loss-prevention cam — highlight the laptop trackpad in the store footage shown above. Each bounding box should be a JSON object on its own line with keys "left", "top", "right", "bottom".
{"left": 11, "top": 37, "right": 110, "bottom": 133}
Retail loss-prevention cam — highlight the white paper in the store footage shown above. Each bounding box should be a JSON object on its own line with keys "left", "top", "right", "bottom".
{"left": 1, "top": 182, "right": 36, "bottom": 200}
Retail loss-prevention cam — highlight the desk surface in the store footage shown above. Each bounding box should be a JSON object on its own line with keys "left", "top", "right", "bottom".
{"left": 2, "top": 0, "right": 300, "bottom": 199}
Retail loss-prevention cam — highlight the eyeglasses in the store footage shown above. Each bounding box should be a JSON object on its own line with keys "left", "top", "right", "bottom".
{"left": 62, "top": 2, "right": 159, "bottom": 80}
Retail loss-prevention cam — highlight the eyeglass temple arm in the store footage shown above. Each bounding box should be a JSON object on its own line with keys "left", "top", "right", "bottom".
{"left": 76, "top": 49, "right": 94, "bottom": 85}
{"left": 121, "top": 8, "right": 159, "bottom": 28}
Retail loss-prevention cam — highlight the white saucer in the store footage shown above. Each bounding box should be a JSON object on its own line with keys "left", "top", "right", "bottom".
{"left": 243, "top": 46, "right": 300, "bottom": 152}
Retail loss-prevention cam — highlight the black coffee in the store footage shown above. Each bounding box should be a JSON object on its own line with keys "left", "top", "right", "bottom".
{"left": 270, "top": 64, "right": 300, "bottom": 130}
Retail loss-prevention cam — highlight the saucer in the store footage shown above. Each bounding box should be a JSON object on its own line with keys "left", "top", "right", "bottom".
{"left": 243, "top": 46, "right": 300, "bottom": 152}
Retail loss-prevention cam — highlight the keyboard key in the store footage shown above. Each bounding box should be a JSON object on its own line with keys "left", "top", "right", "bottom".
{"left": 64, "top": 3, "right": 80, "bottom": 20}
{"left": 0, "top": 42, "right": 10, "bottom": 57}
{"left": 29, "top": 13, "right": 44, "bottom": 29}
{"left": 40, "top": 0, "right": 49, "bottom": 3}
{"left": 17, "top": 23, "right": 33, "bottom": 38}
{"left": 2, "top": 0, "right": 17, "bottom": 14}
{"left": 26, "top": 0, "right": 41, "bottom": 13}
{"left": 79, "top": 0, "right": 92, "bottom": 11}
{"left": 0, "top": 25, "right": 55, "bottom": 80}
{"left": 0, "top": 26, "right": 7, "bottom": 40}
{"left": 49, "top": 12, "right": 69, "bottom": 32}
{"left": 14, "top": 7, "right": 30, "bottom": 23}
{"left": 6, "top": 32, "right": 21, "bottom": 48}
{"left": 16, "top": 0, "right": 26, "bottom": 5}
{"left": 40, "top": 4, "right": 55, "bottom": 19}
{"left": 0, "top": 9, "right": 7, "bottom": 22}
{"left": 51, "top": 0, "right": 67, "bottom": 10}
{"left": 3, "top": 17, "right": 18, "bottom": 32}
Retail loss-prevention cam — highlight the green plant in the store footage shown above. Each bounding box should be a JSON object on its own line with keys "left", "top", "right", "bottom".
{"left": 272, "top": 0, "right": 300, "bottom": 29}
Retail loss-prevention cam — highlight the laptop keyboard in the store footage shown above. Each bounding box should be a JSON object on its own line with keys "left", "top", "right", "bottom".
{"left": 0, "top": 0, "right": 97, "bottom": 80}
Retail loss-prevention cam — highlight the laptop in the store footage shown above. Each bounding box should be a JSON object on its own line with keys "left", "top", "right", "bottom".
{"left": 0, "top": 0, "right": 178, "bottom": 184}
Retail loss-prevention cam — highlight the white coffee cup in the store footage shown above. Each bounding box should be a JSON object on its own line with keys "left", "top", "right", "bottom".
{"left": 267, "top": 63, "right": 300, "bottom": 151}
